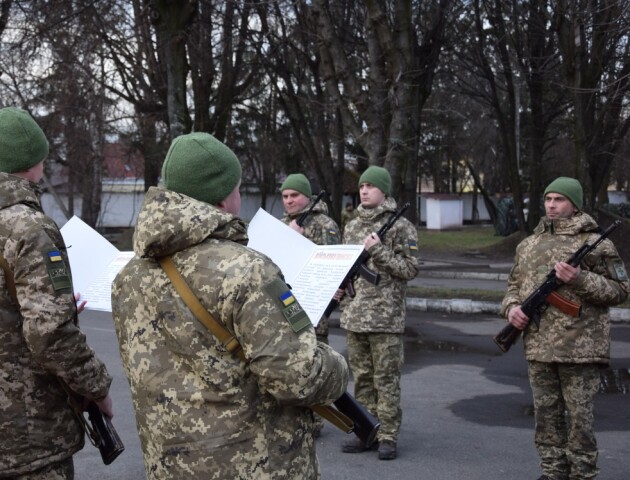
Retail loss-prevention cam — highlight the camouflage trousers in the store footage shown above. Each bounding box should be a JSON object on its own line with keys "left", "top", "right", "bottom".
{"left": 346, "top": 331, "right": 404, "bottom": 443}
{"left": 8, "top": 458, "right": 74, "bottom": 480}
{"left": 528, "top": 361, "right": 601, "bottom": 480}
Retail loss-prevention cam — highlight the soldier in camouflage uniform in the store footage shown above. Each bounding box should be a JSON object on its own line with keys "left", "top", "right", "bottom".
{"left": 280, "top": 173, "right": 340, "bottom": 437}
{"left": 111, "top": 133, "right": 348, "bottom": 479}
{"left": 337, "top": 166, "right": 419, "bottom": 460}
{"left": 280, "top": 173, "right": 340, "bottom": 343}
{"left": 501, "top": 177, "right": 629, "bottom": 480}
{"left": 0, "top": 107, "right": 113, "bottom": 479}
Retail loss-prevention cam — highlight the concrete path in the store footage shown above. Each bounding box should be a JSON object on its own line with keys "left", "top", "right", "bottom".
{"left": 410, "top": 256, "right": 630, "bottom": 322}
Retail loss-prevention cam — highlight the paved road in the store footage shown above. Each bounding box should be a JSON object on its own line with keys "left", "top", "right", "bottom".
{"left": 74, "top": 309, "right": 630, "bottom": 479}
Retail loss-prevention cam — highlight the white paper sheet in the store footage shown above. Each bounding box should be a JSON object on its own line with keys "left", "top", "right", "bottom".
{"left": 60, "top": 215, "right": 133, "bottom": 312}
{"left": 247, "top": 208, "right": 364, "bottom": 325}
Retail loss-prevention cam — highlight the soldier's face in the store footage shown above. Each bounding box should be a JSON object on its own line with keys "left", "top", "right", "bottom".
{"left": 282, "top": 189, "right": 310, "bottom": 214}
{"left": 219, "top": 181, "right": 241, "bottom": 216}
{"left": 359, "top": 183, "right": 385, "bottom": 208}
{"left": 544, "top": 193, "right": 577, "bottom": 219}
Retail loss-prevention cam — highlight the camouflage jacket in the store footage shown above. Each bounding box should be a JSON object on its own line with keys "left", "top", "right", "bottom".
{"left": 112, "top": 187, "right": 348, "bottom": 480}
{"left": 281, "top": 200, "right": 340, "bottom": 245}
{"left": 0, "top": 173, "right": 111, "bottom": 476}
{"left": 340, "top": 198, "right": 419, "bottom": 333}
{"left": 501, "top": 213, "right": 629, "bottom": 364}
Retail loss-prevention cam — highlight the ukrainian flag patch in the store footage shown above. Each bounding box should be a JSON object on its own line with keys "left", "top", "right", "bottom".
{"left": 408, "top": 240, "right": 418, "bottom": 251}
{"left": 48, "top": 250, "right": 63, "bottom": 262}
{"left": 280, "top": 290, "right": 296, "bottom": 306}
{"left": 265, "top": 279, "right": 311, "bottom": 334}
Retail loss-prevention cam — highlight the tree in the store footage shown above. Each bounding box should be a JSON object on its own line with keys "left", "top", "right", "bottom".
{"left": 553, "top": 0, "right": 630, "bottom": 209}
{"left": 311, "top": 0, "right": 455, "bottom": 222}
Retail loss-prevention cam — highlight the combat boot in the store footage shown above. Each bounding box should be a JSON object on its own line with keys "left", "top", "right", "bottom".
{"left": 341, "top": 437, "right": 379, "bottom": 453}
{"left": 377, "top": 440, "right": 397, "bottom": 460}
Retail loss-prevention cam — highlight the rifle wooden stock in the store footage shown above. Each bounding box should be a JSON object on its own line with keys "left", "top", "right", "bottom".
{"left": 312, "top": 392, "right": 380, "bottom": 446}
{"left": 493, "top": 323, "right": 522, "bottom": 353}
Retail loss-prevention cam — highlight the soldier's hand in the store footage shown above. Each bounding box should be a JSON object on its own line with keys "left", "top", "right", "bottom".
{"left": 74, "top": 293, "right": 87, "bottom": 314}
{"left": 288, "top": 220, "right": 305, "bottom": 235}
{"left": 333, "top": 288, "right": 345, "bottom": 301}
{"left": 95, "top": 393, "right": 114, "bottom": 419}
{"left": 364, "top": 232, "right": 381, "bottom": 250}
{"left": 555, "top": 261, "right": 580, "bottom": 284}
{"left": 508, "top": 305, "right": 529, "bottom": 330}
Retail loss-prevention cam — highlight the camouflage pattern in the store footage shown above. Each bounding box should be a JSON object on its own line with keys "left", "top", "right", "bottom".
{"left": 111, "top": 187, "right": 348, "bottom": 480}
{"left": 0, "top": 173, "right": 112, "bottom": 477}
{"left": 501, "top": 213, "right": 629, "bottom": 363}
{"left": 281, "top": 199, "right": 340, "bottom": 339}
{"left": 340, "top": 197, "right": 419, "bottom": 334}
{"left": 528, "top": 361, "right": 600, "bottom": 480}
{"left": 347, "top": 331, "right": 404, "bottom": 443}
{"left": 340, "top": 197, "right": 418, "bottom": 444}
{"left": 340, "top": 207, "right": 357, "bottom": 233}
{"left": 11, "top": 458, "right": 74, "bottom": 480}
{"left": 501, "top": 212, "right": 628, "bottom": 479}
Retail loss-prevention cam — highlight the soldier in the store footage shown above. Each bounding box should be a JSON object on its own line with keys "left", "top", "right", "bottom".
{"left": 501, "top": 177, "right": 629, "bottom": 480}
{"left": 280, "top": 173, "right": 340, "bottom": 438}
{"left": 280, "top": 173, "right": 340, "bottom": 344}
{"left": 336, "top": 166, "right": 419, "bottom": 460}
{"left": 111, "top": 133, "right": 348, "bottom": 479}
{"left": 0, "top": 107, "right": 113, "bottom": 479}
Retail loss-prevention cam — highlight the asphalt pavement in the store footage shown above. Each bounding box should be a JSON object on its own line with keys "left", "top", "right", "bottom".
{"left": 74, "top": 303, "right": 630, "bottom": 479}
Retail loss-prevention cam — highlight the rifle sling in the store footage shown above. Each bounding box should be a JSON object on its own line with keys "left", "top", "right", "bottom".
{"left": 158, "top": 255, "right": 354, "bottom": 434}
{"left": 159, "top": 256, "right": 245, "bottom": 361}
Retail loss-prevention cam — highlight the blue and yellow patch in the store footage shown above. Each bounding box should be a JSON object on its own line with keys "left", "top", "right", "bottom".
{"left": 408, "top": 240, "right": 417, "bottom": 251}
{"left": 48, "top": 250, "right": 63, "bottom": 262}
{"left": 265, "top": 279, "right": 311, "bottom": 334}
{"left": 279, "top": 290, "right": 296, "bottom": 306}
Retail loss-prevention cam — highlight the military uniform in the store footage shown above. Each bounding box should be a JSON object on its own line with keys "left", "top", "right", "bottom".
{"left": 0, "top": 173, "right": 112, "bottom": 477}
{"left": 281, "top": 200, "right": 340, "bottom": 340}
{"left": 340, "top": 197, "right": 419, "bottom": 444}
{"left": 501, "top": 212, "right": 629, "bottom": 479}
{"left": 112, "top": 187, "right": 348, "bottom": 480}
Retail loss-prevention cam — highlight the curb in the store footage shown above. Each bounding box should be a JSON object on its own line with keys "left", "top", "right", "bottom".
{"left": 418, "top": 271, "right": 510, "bottom": 281}
{"left": 406, "top": 297, "right": 630, "bottom": 323}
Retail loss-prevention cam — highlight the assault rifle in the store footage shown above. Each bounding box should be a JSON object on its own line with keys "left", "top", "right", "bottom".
{"left": 323, "top": 202, "right": 410, "bottom": 318}
{"left": 296, "top": 190, "right": 326, "bottom": 227}
{"left": 493, "top": 219, "right": 622, "bottom": 353}
{"left": 86, "top": 402, "right": 126, "bottom": 465}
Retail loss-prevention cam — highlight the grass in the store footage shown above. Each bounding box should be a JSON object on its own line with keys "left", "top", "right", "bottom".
{"left": 417, "top": 226, "right": 506, "bottom": 252}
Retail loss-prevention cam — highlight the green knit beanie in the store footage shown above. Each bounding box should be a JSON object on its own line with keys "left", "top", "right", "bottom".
{"left": 544, "top": 176, "right": 583, "bottom": 211}
{"left": 359, "top": 166, "right": 391, "bottom": 195}
{"left": 161, "top": 132, "right": 242, "bottom": 205}
{"left": 0, "top": 107, "right": 49, "bottom": 174}
{"left": 280, "top": 173, "right": 312, "bottom": 198}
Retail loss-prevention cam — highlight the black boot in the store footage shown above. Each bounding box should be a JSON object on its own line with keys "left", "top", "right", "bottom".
{"left": 341, "top": 437, "right": 379, "bottom": 453}
{"left": 378, "top": 440, "right": 397, "bottom": 460}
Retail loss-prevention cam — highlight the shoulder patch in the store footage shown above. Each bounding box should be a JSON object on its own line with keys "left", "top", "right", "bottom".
{"left": 408, "top": 240, "right": 417, "bottom": 251}
{"left": 43, "top": 249, "right": 72, "bottom": 291}
{"left": 612, "top": 261, "right": 628, "bottom": 282}
{"left": 264, "top": 279, "right": 311, "bottom": 334}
